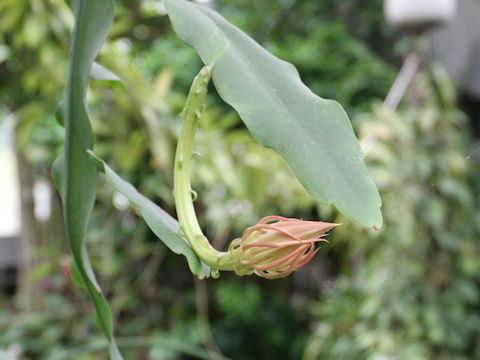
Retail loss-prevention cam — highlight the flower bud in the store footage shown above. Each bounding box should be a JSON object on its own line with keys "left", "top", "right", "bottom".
{"left": 228, "top": 216, "right": 338, "bottom": 279}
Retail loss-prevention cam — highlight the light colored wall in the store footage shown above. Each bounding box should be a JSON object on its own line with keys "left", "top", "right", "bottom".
{"left": 0, "top": 117, "right": 20, "bottom": 269}
{"left": 432, "top": 0, "right": 480, "bottom": 97}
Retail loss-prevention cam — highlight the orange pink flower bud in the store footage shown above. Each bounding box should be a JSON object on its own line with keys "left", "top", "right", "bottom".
{"left": 228, "top": 216, "right": 338, "bottom": 279}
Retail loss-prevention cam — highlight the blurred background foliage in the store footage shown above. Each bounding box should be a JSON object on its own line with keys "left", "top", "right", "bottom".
{"left": 0, "top": 0, "right": 479, "bottom": 359}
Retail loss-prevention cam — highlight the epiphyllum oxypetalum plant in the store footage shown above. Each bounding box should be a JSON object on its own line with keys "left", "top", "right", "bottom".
{"left": 55, "top": 0, "right": 380, "bottom": 356}
{"left": 174, "top": 65, "right": 338, "bottom": 279}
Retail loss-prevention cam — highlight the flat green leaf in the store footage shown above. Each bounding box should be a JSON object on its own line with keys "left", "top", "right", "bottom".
{"left": 69, "top": 260, "right": 86, "bottom": 289}
{"left": 52, "top": 0, "right": 122, "bottom": 358}
{"left": 55, "top": 99, "right": 65, "bottom": 127}
{"left": 164, "top": 0, "right": 382, "bottom": 228}
{"left": 90, "top": 62, "right": 122, "bottom": 82}
{"left": 88, "top": 151, "right": 210, "bottom": 279}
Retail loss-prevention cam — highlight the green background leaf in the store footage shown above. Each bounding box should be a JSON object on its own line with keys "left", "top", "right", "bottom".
{"left": 164, "top": 0, "right": 382, "bottom": 228}
{"left": 88, "top": 151, "right": 210, "bottom": 279}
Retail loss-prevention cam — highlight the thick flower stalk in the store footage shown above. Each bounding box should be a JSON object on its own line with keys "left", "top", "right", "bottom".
{"left": 174, "top": 66, "right": 338, "bottom": 279}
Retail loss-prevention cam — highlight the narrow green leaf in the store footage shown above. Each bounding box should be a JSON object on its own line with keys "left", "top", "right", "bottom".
{"left": 90, "top": 62, "right": 122, "bottom": 82}
{"left": 69, "top": 260, "right": 86, "bottom": 289}
{"left": 55, "top": 99, "right": 65, "bottom": 127}
{"left": 52, "top": 153, "right": 66, "bottom": 201}
{"left": 164, "top": 0, "right": 382, "bottom": 228}
{"left": 88, "top": 151, "right": 210, "bottom": 279}
{"left": 53, "top": 0, "right": 122, "bottom": 358}
{"left": 55, "top": 65, "right": 120, "bottom": 128}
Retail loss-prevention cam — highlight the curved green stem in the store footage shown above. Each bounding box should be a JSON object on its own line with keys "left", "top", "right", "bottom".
{"left": 173, "top": 66, "right": 237, "bottom": 273}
